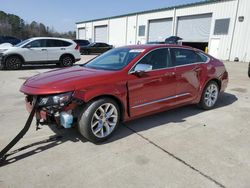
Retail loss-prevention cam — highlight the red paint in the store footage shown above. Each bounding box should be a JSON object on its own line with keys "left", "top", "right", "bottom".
{"left": 20, "top": 45, "right": 228, "bottom": 121}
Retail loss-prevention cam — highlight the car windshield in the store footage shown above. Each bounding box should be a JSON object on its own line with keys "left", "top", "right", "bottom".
{"left": 84, "top": 48, "right": 144, "bottom": 70}
{"left": 14, "top": 39, "right": 31, "bottom": 47}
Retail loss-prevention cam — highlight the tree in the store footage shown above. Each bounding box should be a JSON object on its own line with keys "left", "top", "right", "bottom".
{"left": 0, "top": 10, "right": 76, "bottom": 39}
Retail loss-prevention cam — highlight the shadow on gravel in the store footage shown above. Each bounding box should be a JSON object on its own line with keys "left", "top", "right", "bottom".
{"left": 104, "top": 92, "right": 238, "bottom": 144}
{"left": 0, "top": 126, "right": 87, "bottom": 167}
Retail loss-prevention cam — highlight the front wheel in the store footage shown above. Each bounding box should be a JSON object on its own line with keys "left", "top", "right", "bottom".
{"left": 5, "top": 56, "right": 22, "bottom": 70}
{"left": 199, "top": 81, "right": 219, "bottom": 110}
{"left": 78, "top": 98, "right": 120, "bottom": 143}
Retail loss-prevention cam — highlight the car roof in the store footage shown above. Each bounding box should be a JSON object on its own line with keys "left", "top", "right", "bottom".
{"left": 29, "top": 37, "right": 74, "bottom": 43}
{"left": 123, "top": 44, "right": 195, "bottom": 50}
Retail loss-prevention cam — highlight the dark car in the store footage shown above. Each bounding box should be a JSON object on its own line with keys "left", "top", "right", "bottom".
{"left": 147, "top": 41, "right": 165, "bottom": 44}
{"left": 73, "top": 39, "right": 90, "bottom": 50}
{"left": 21, "top": 44, "right": 228, "bottom": 143}
{"left": 0, "top": 36, "right": 21, "bottom": 45}
{"left": 80, "top": 42, "right": 113, "bottom": 54}
{"left": 165, "top": 36, "right": 183, "bottom": 44}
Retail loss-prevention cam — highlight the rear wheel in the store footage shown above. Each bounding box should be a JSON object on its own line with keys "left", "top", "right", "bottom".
{"left": 199, "top": 81, "right": 219, "bottom": 110}
{"left": 5, "top": 56, "right": 22, "bottom": 70}
{"left": 60, "top": 55, "right": 74, "bottom": 67}
{"left": 84, "top": 50, "right": 90, "bottom": 55}
{"left": 78, "top": 98, "right": 120, "bottom": 143}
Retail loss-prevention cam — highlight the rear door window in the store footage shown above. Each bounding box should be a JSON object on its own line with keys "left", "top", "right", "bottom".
{"left": 100, "top": 43, "right": 109, "bottom": 47}
{"left": 170, "top": 48, "right": 203, "bottom": 66}
{"left": 197, "top": 52, "right": 209, "bottom": 62}
{"left": 46, "top": 39, "right": 71, "bottom": 47}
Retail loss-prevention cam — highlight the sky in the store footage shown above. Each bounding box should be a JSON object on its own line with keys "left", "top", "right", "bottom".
{"left": 1, "top": 0, "right": 202, "bottom": 32}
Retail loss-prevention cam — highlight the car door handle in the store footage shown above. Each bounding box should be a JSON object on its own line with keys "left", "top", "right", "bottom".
{"left": 164, "top": 72, "right": 175, "bottom": 77}
{"left": 61, "top": 48, "right": 66, "bottom": 50}
{"left": 41, "top": 49, "right": 47, "bottom": 51}
{"left": 192, "top": 67, "right": 202, "bottom": 72}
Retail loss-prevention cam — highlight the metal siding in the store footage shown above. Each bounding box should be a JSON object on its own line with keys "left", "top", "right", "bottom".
{"left": 230, "top": 0, "right": 250, "bottom": 62}
{"left": 126, "top": 16, "right": 137, "bottom": 45}
{"left": 77, "top": 0, "right": 244, "bottom": 61}
{"left": 177, "top": 14, "right": 212, "bottom": 42}
{"left": 148, "top": 18, "right": 173, "bottom": 42}
{"left": 94, "top": 25, "right": 108, "bottom": 43}
{"left": 85, "top": 22, "right": 93, "bottom": 42}
{"left": 176, "top": 0, "right": 237, "bottom": 60}
{"left": 109, "top": 17, "right": 127, "bottom": 46}
{"left": 137, "top": 10, "right": 174, "bottom": 44}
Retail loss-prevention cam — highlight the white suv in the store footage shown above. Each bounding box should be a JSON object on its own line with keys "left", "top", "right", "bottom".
{"left": 0, "top": 37, "right": 81, "bottom": 70}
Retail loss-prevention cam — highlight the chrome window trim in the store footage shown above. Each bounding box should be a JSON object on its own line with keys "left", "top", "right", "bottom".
{"left": 128, "top": 46, "right": 210, "bottom": 74}
{"left": 131, "top": 93, "right": 190, "bottom": 109}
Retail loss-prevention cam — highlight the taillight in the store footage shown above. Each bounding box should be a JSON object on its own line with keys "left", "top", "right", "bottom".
{"left": 75, "top": 44, "right": 80, "bottom": 51}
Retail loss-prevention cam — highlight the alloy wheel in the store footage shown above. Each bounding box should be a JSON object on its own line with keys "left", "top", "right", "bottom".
{"left": 91, "top": 103, "right": 118, "bottom": 138}
{"left": 204, "top": 83, "right": 219, "bottom": 107}
{"left": 6, "top": 57, "right": 21, "bottom": 70}
{"left": 62, "top": 56, "right": 73, "bottom": 67}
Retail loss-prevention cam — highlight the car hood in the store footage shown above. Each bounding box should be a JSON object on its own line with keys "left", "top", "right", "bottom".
{"left": 0, "top": 44, "right": 15, "bottom": 52}
{"left": 20, "top": 65, "right": 113, "bottom": 95}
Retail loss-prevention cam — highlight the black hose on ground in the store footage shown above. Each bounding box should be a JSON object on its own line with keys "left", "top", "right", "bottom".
{"left": 0, "top": 99, "right": 37, "bottom": 162}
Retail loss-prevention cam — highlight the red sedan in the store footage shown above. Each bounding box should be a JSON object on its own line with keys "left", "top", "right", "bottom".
{"left": 20, "top": 45, "right": 228, "bottom": 143}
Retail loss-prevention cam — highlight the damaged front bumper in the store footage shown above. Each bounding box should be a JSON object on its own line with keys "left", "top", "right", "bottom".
{"left": 25, "top": 93, "right": 83, "bottom": 129}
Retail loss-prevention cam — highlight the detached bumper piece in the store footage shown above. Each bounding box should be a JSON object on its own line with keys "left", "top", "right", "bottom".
{"left": 0, "top": 98, "right": 37, "bottom": 162}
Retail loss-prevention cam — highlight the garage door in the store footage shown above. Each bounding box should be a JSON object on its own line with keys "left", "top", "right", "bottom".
{"left": 177, "top": 14, "right": 212, "bottom": 42}
{"left": 94, "top": 25, "right": 108, "bottom": 43}
{"left": 148, "top": 18, "right": 173, "bottom": 42}
{"left": 78, "top": 28, "right": 86, "bottom": 39}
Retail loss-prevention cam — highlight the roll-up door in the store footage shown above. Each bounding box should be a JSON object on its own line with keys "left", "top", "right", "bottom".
{"left": 177, "top": 14, "right": 212, "bottom": 42}
{"left": 148, "top": 18, "right": 173, "bottom": 42}
{"left": 78, "top": 28, "right": 86, "bottom": 39}
{"left": 94, "top": 25, "right": 108, "bottom": 43}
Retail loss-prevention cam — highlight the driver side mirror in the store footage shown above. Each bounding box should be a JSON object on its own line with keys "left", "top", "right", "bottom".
{"left": 26, "top": 44, "right": 32, "bottom": 48}
{"left": 131, "top": 64, "right": 152, "bottom": 77}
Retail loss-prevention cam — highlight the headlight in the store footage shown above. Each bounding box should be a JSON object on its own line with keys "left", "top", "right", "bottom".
{"left": 38, "top": 92, "right": 73, "bottom": 107}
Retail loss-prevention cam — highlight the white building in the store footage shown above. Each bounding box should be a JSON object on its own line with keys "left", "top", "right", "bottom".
{"left": 76, "top": 0, "right": 250, "bottom": 62}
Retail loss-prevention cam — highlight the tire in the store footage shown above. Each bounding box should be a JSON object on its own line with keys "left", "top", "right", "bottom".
{"left": 198, "top": 81, "right": 219, "bottom": 110}
{"left": 5, "top": 55, "right": 22, "bottom": 70}
{"left": 60, "top": 55, "right": 74, "bottom": 67}
{"left": 84, "top": 50, "right": 90, "bottom": 55}
{"left": 78, "top": 98, "right": 120, "bottom": 143}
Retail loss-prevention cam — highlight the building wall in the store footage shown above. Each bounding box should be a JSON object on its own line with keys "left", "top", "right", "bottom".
{"left": 76, "top": 0, "right": 250, "bottom": 62}
{"left": 109, "top": 17, "right": 127, "bottom": 46}
{"left": 175, "top": 0, "right": 238, "bottom": 60}
{"left": 136, "top": 10, "right": 174, "bottom": 44}
{"left": 230, "top": 0, "right": 250, "bottom": 62}
{"left": 126, "top": 15, "right": 137, "bottom": 45}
